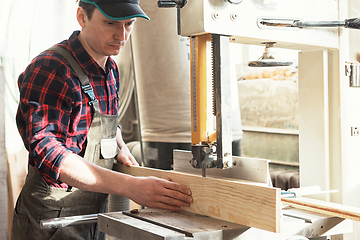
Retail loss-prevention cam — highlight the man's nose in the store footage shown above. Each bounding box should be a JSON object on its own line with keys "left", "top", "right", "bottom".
{"left": 114, "top": 25, "right": 126, "bottom": 40}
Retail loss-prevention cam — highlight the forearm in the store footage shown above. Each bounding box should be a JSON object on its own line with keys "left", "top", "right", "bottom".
{"left": 58, "top": 153, "right": 193, "bottom": 210}
{"left": 58, "top": 153, "right": 134, "bottom": 196}
{"left": 58, "top": 128, "right": 136, "bottom": 195}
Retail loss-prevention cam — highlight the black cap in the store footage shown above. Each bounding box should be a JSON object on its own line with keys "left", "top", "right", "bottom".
{"left": 80, "top": 0, "right": 149, "bottom": 20}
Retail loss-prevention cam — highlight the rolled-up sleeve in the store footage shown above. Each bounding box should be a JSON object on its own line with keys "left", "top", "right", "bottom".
{"left": 16, "top": 55, "right": 84, "bottom": 186}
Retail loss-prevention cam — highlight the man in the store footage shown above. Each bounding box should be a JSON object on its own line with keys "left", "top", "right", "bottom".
{"left": 12, "top": 0, "right": 193, "bottom": 239}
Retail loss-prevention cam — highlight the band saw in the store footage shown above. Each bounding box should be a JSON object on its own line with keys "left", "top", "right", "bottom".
{"left": 40, "top": 0, "right": 360, "bottom": 239}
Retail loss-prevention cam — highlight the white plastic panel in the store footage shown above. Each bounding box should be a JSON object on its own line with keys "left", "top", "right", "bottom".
{"left": 298, "top": 50, "right": 330, "bottom": 201}
{"left": 180, "top": 0, "right": 339, "bottom": 50}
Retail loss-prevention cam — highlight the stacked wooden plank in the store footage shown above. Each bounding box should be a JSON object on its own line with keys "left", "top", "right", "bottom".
{"left": 282, "top": 197, "right": 360, "bottom": 222}
{"left": 6, "top": 149, "right": 28, "bottom": 239}
{"left": 0, "top": 66, "right": 7, "bottom": 239}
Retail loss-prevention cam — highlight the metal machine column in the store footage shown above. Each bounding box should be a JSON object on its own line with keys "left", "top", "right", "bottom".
{"left": 212, "top": 34, "right": 233, "bottom": 168}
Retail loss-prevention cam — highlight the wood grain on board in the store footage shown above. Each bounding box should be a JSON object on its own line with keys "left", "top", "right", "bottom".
{"left": 282, "top": 197, "right": 360, "bottom": 221}
{"left": 114, "top": 164, "right": 281, "bottom": 233}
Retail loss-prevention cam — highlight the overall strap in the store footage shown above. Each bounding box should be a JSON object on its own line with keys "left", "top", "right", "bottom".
{"left": 46, "top": 46, "right": 100, "bottom": 112}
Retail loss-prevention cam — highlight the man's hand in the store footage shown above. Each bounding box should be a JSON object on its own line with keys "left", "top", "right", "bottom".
{"left": 116, "top": 127, "right": 139, "bottom": 166}
{"left": 116, "top": 147, "right": 138, "bottom": 166}
{"left": 127, "top": 176, "right": 193, "bottom": 211}
{"left": 115, "top": 128, "right": 192, "bottom": 210}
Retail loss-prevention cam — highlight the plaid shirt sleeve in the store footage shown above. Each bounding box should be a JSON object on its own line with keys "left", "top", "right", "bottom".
{"left": 16, "top": 31, "right": 120, "bottom": 188}
{"left": 16, "top": 51, "right": 85, "bottom": 187}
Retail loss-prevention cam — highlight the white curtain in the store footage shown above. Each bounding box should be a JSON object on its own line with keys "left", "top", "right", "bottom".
{"left": 0, "top": 0, "right": 79, "bottom": 152}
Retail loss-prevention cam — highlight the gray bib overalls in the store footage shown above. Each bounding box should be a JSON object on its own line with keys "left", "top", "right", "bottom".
{"left": 11, "top": 46, "right": 118, "bottom": 240}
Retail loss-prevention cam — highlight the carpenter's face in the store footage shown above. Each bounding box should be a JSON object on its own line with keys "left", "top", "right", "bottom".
{"left": 77, "top": 7, "right": 136, "bottom": 59}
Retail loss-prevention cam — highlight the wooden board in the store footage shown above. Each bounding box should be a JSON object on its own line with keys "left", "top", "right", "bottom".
{"left": 7, "top": 149, "right": 28, "bottom": 209}
{"left": 7, "top": 149, "right": 28, "bottom": 240}
{"left": 114, "top": 164, "right": 281, "bottom": 233}
{"left": 0, "top": 66, "right": 7, "bottom": 239}
{"left": 282, "top": 197, "right": 360, "bottom": 222}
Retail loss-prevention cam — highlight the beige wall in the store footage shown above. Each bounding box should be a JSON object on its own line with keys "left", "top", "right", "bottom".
{"left": 341, "top": 1, "right": 360, "bottom": 239}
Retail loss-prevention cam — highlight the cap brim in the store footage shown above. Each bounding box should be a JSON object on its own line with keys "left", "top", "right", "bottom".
{"left": 82, "top": 0, "right": 150, "bottom": 20}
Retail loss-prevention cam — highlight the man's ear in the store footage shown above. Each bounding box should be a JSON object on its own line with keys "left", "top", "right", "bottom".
{"left": 76, "top": 7, "right": 86, "bottom": 27}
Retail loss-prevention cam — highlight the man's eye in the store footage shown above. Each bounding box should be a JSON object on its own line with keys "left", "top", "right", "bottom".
{"left": 126, "top": 22, "right": 134, "bottom": 27}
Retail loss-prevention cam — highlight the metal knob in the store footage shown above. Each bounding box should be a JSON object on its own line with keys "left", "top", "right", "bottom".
{"left": 158, "top": 1, "right": 177, "bottom": 8}
{"left": 345, "top": 18, "right": 360, "bottom": 30}
{"left": 157, "top": 0, "right": 188, "bottom": 8}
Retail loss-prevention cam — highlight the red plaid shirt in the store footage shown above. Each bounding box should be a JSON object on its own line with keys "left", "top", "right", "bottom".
{"left": 16, "top": 31, "right": 120, "bottom": 188}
